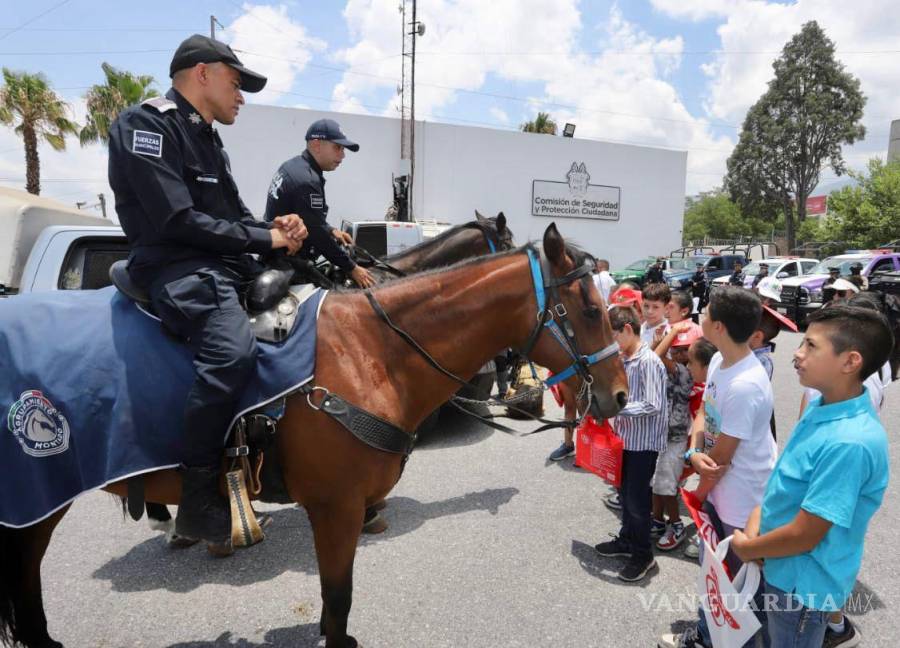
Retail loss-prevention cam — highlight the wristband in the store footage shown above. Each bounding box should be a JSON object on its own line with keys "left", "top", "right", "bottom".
{"left": 683, "top": 448, "right": 703, "bottom": 465}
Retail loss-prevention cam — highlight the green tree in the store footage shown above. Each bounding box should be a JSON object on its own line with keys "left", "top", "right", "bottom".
{"left": 520, "top": 111, "right": 557, "bottom": 135}
{"left": 822, "top": 158, "right": 900, "bottom": 247}
{"left": 724, "top": 21, "right": 866, "bottom": 251}
{"left": 80, "top": 62, "right": 158, "bottom": 146}
{"left": 0, "top": 68, "right": 79, "bottom": 195}
{"left": 682, "top": 188, "right": 774, "bottom": 242}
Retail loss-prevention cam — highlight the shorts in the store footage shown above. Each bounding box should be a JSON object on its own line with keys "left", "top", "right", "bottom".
{"left": 651, "top": 438, "right": 688, "bottom": 496}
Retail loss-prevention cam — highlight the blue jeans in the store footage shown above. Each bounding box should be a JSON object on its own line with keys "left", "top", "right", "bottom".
{"left": 696, "top": 502, "right": 769, "bottom": 648}
{"left": 764, "top": 581, "right": 829, "bottom": 647}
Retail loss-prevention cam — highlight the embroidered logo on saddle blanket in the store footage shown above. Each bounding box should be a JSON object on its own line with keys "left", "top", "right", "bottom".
{"left": 0, "top": 285, "right": 325, "bottom": 528}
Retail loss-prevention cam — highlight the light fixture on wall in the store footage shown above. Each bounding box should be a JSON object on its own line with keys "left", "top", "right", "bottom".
{"left": 563, "top": 123, "right": 576, "bottom": 138}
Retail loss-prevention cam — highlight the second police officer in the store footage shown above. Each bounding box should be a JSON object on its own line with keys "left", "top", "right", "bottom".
{"left": 265, "top": 119, "right": 376, "bottom": 288}
{"left": 108, "top": 34, "right": 308, "bottom": 545}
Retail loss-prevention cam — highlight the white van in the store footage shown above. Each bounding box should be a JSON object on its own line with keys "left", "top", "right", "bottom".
{"left": 340, "top": 220, "right": 423, "bottom": 257}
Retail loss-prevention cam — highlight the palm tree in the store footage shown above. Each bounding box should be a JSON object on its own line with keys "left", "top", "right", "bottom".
{"left": 80, "top": 62, "right": 158, "bottom": 146}
{"left": 520, "top": 111, "right": 558, "bottom": 135}
{"left": 0, "top": 68, "right": 79, "bottom": 195}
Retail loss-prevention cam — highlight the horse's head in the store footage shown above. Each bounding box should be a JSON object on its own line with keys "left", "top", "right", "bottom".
{"left": 527, "top": 223, "right": 628, "bottom": 419}
{"left": 474, "top": 210, "right": 515, "bottom": 252}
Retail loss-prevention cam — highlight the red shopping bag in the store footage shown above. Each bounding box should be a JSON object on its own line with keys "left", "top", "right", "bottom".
{"left": 680, "top": 489, "right": 720, "bottom": 550}
{"left": 574, "top": 416, "right": 623, "bottom": 487}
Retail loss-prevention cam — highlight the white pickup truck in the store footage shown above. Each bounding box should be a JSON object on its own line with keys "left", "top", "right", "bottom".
{"left": 0, "top": 188, "right": 126, "bottom": 297}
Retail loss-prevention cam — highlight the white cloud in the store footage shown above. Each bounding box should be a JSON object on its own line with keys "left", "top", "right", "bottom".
{"left": 489, "top": 107, "right": 509, "bottom": 124}
{"left": 222, "top": 3, "right": 327, "bottom": 105}
{"left": 657, "top": 0, "right": 900, "bottom": 189}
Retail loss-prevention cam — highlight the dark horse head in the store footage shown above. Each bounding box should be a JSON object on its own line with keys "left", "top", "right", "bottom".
{"left": 369, "top": 211, "right": 514, "bottom": 278}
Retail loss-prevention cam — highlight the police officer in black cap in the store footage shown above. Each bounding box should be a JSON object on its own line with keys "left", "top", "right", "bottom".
{"left": 108, "top": 34, "right": 308, "bottom": 545}
{"left": 265, "top": 119, "right": 376, "bottom": 288}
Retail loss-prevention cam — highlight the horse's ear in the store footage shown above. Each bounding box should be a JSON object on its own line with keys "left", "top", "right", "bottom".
{"left": 496, "top": 212, "right": 506, "bottom": 231}
{"left": 543, "top": 223, "right": 566, "bottom": 267}
{"left": 475, "top": 210, "right": 486, "bottom": 221}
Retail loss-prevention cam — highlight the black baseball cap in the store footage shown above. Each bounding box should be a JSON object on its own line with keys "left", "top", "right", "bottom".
{"left": 305, "top": 118, "right": 360, "bottom": 152}
{"left": 170, "top": 34, "right": 267, "bottom": 93}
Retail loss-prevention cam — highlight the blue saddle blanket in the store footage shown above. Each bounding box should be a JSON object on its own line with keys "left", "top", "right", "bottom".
{"left": 0, "top": 285, "right": 326, "bottom": 528}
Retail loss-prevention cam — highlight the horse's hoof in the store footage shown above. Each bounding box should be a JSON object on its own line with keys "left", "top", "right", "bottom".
{"left": 361, "top": 513, "right": 388, "bottom": 535}
{"left": 372, "top": 500, "right": 387, "bottom": 512}
{"left": 206, "top": 540, "right": 234, "bottom": 557}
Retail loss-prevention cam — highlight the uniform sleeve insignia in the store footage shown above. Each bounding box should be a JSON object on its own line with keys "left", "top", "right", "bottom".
{"left": 132, "top": 130, "right": 163, "bottom": 158}
{"left": 141, "top": 96, "right": 177, "bottom": 113}
{"left": 310, "top": 194, "right": 324, "bottom": 209}
{"left": 269, "top": 172, "right": 284, "bottom": 200}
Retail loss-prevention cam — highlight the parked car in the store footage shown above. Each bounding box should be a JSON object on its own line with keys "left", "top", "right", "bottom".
{"left": 611, "top": 256, "right": 685, "bottom": 288}
{"left": 776, "top": 251, "right": 900, "bottom": 325}
{"left": 711, "top": 257, "right": 818, "bottom": 290}
{"left": 665, "top": 253, "right": 748, "bottom": 291}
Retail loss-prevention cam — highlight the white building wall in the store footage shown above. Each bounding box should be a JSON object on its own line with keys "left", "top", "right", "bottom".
{"left": 221, "top": 105, "right": 687, "bottom": 268}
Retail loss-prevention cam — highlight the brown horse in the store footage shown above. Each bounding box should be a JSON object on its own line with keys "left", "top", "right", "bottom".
{"left": 0, "top": 223, "right": 627, "bottom": 648}
{"left": 143, "top": 210, "right": 515, "bottom": 538}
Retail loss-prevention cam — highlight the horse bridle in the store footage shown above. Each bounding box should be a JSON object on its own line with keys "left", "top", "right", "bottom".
{"left": 364, "top": 244, "right": 619, "bottom": 401}
{"left": 518, "top": 246, "right": 619, "bottom": 388}
{"left": 462, "top": 220, "right": 509, "bottom": 254}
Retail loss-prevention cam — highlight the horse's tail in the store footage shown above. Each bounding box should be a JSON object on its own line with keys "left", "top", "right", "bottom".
{"left": 0, "top": 524, "right": 20, "bottom": 645}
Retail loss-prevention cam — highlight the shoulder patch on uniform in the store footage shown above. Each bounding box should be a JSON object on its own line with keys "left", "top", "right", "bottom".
{"left": 310, "top": 194, "right": 324, "bottom": 209}
{"left": 141, "top": 96, "right": 177, "bottom": 113}
{"left": 132, "top": 130, "right": 163, "bottom": 158}
{"left": 269, "top": 172, "right": 284, "bottom": 200}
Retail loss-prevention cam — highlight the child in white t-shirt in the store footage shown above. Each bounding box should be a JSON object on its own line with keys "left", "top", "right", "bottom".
{"left": 640, "top": 282, "right": 670, "bottom": 345}
{"left": 660, "top": 286, "right": 776, "bottom": 648}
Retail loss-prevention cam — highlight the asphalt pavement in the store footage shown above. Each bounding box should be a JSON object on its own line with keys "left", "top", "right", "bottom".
{"left": 40, "top": 331, "right": 899, "bottom": 647}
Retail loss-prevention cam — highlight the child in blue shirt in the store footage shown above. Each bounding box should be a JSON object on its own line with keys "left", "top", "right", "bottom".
{"left": 732, "top": 304, "right": 893, "bottom": 646}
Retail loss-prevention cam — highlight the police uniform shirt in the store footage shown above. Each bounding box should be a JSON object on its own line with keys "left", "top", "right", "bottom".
{"left": 264, "top": 150, "right": 355, "bottom": 272}
{"left": 108, "top": 88, "right": 272, "bottom": 288}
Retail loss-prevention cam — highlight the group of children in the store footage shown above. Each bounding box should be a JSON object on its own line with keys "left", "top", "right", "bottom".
{"left": 560, "top": 275, "right": 894, "bottom": 647}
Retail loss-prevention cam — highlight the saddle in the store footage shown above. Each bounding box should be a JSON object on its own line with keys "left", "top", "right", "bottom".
{"left": 108, "top": 260, "right": 316, "bottom": 343}
{"left": 109, "top": 261, "right": 301, "bottom": 549}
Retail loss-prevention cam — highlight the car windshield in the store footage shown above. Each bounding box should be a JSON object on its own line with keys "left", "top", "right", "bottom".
{"left": 807, "top": 257, "right": 870, "bottom": 276}
{"left": 665, "top": 258, "right": 694, "bottom": 271}
{"left": 742, "top": 261, "right": 767, "bottom": 276}
{"left": 624, "top": 258, "right": 653, "bottom": 271}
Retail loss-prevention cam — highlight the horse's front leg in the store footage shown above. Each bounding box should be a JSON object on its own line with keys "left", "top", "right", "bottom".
{"left": 307, "top": 500, "right": 366, "bottom": 648}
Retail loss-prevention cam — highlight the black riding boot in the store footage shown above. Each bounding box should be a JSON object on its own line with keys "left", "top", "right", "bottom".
{"left": 176, "top": 466, "right": 230, "bottom": 543}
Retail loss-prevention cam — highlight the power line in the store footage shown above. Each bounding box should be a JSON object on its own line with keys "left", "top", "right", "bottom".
{"left": 416, "top": 48, "right": 900, "bottom": 57}
{"left": 0, "top": 0, "right": 72, "bottom": 42}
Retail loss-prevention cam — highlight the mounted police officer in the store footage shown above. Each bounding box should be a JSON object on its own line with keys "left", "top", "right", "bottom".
{"left": 108, "top": 34, "right": 308, "bottom": 545}
{"left": 264, "top": 119, "right": 376, "bottom": 288}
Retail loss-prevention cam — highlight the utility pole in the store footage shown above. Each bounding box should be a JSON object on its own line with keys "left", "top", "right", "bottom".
{"left": 210, "top": 15, "right": 223, "bottom": 40}
{"left": 98, "top": 193, "right": 107, "bottom": 219}
{"left": 399, "top": 0, "right": 424, "bottom": 221}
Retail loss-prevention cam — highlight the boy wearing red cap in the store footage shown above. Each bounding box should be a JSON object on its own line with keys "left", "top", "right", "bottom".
{"left": 649, "top": 321, "right": 702, "bottom": 550}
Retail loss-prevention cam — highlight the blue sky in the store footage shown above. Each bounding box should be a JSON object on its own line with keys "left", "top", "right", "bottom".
{"left": 1, "top": 0, "right": 898, "bottom": 207}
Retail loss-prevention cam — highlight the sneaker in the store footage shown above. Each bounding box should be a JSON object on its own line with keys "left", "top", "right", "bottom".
{"left": 650, "top": 518, "right": 667, "bottom": 540}
{"left": 822, "top": 616, "right": 861, "bottom": 647}
{"left": 604, "top": 492, "right": 622, "bottom": 511}
{"left": 594, "top": 534, "right": 632, "bottom": 557}
{"left": 658, "top": 626, "right": 707, "bottom": 648}
{"left": 657, "top": 522, "right": 687, "bottom": 551}
{"left": 618, "top": 555, "right": 658, "bottom": 582}
{"left": 683, "top": 535, "right": 700, "bottom": 559}
{"left": 548, "top": 442, "right": 575, "bottom": 461}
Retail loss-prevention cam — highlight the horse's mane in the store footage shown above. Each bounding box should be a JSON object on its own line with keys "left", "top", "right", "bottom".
{"left": 341, "top": 238, "right": 590, "bottom": 293}
{"left": 382, "top": 218, "right": 501, "bottom": 263}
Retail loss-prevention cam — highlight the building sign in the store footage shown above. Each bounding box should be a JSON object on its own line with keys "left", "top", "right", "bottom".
{"left": 806, "top": 195, "right": 827, "bottom": 216}
{"left": 532, "top": 162, "right": 621, "bottom": 220}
